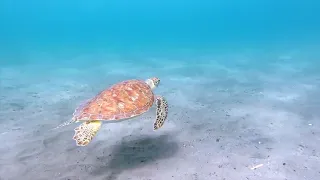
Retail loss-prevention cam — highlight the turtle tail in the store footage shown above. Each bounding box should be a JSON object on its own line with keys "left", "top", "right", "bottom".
{"left": 51, "top": 118, "right": 77, "bottom": 130}
{"left": 72, "top": 120, "right": 102, "bottom": 146}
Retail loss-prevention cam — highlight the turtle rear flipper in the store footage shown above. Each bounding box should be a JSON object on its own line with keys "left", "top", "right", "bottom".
{"left": 153, "top": 96, "right": 168, "bottom": 130}
{"left": 73, "top": 120, "right": 102, "bottom": 146}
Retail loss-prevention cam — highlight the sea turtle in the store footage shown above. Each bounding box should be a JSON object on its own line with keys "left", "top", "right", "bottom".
{"left": 54, "top": 77, "right": 168, "bottom": 146}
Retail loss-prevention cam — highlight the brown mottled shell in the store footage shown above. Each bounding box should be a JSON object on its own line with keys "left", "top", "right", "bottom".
{"left": 73, "top": 79, "right": 154, "bottom": 121}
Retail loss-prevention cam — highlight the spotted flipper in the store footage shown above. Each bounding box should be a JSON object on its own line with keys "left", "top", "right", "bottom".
{"left": 154, "top": 96, "right": 169, "bottom": 130}
{"left": 72, "top": 120, "right": 102, "bottom": 146}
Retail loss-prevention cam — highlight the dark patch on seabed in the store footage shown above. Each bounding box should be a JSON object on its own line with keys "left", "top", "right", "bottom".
{"left": 91, "top": 134, "right": 179, "bottom": 180}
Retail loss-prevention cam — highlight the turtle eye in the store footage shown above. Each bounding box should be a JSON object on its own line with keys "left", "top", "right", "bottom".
{"left": 152, "top": 77, "right": 160, "bottom": 86}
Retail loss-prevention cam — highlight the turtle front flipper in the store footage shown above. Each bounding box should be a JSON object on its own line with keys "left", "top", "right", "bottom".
{"left": 72, "top": 120, "right": 102, "bottom": 146}
{"left": 153, "top": 96, "right": 169, "bottom": 130}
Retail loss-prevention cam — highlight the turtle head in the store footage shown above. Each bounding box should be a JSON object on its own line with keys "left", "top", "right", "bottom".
{"left": 145, "top": 77, "right": 160, "bottom": 89}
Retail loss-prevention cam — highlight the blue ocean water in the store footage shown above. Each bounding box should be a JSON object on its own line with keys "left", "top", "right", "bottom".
{"left": 1, "top": 0, "right": 320, "bottom": 180}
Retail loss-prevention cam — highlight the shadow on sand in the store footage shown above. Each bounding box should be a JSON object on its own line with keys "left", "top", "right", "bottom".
{"left": 92, "top": 134, "right": 179, "bottom": 179}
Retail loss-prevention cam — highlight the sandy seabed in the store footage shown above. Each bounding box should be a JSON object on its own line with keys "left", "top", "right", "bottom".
{"left": 0, "top": 50, "right": 320, "bottom": 180}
